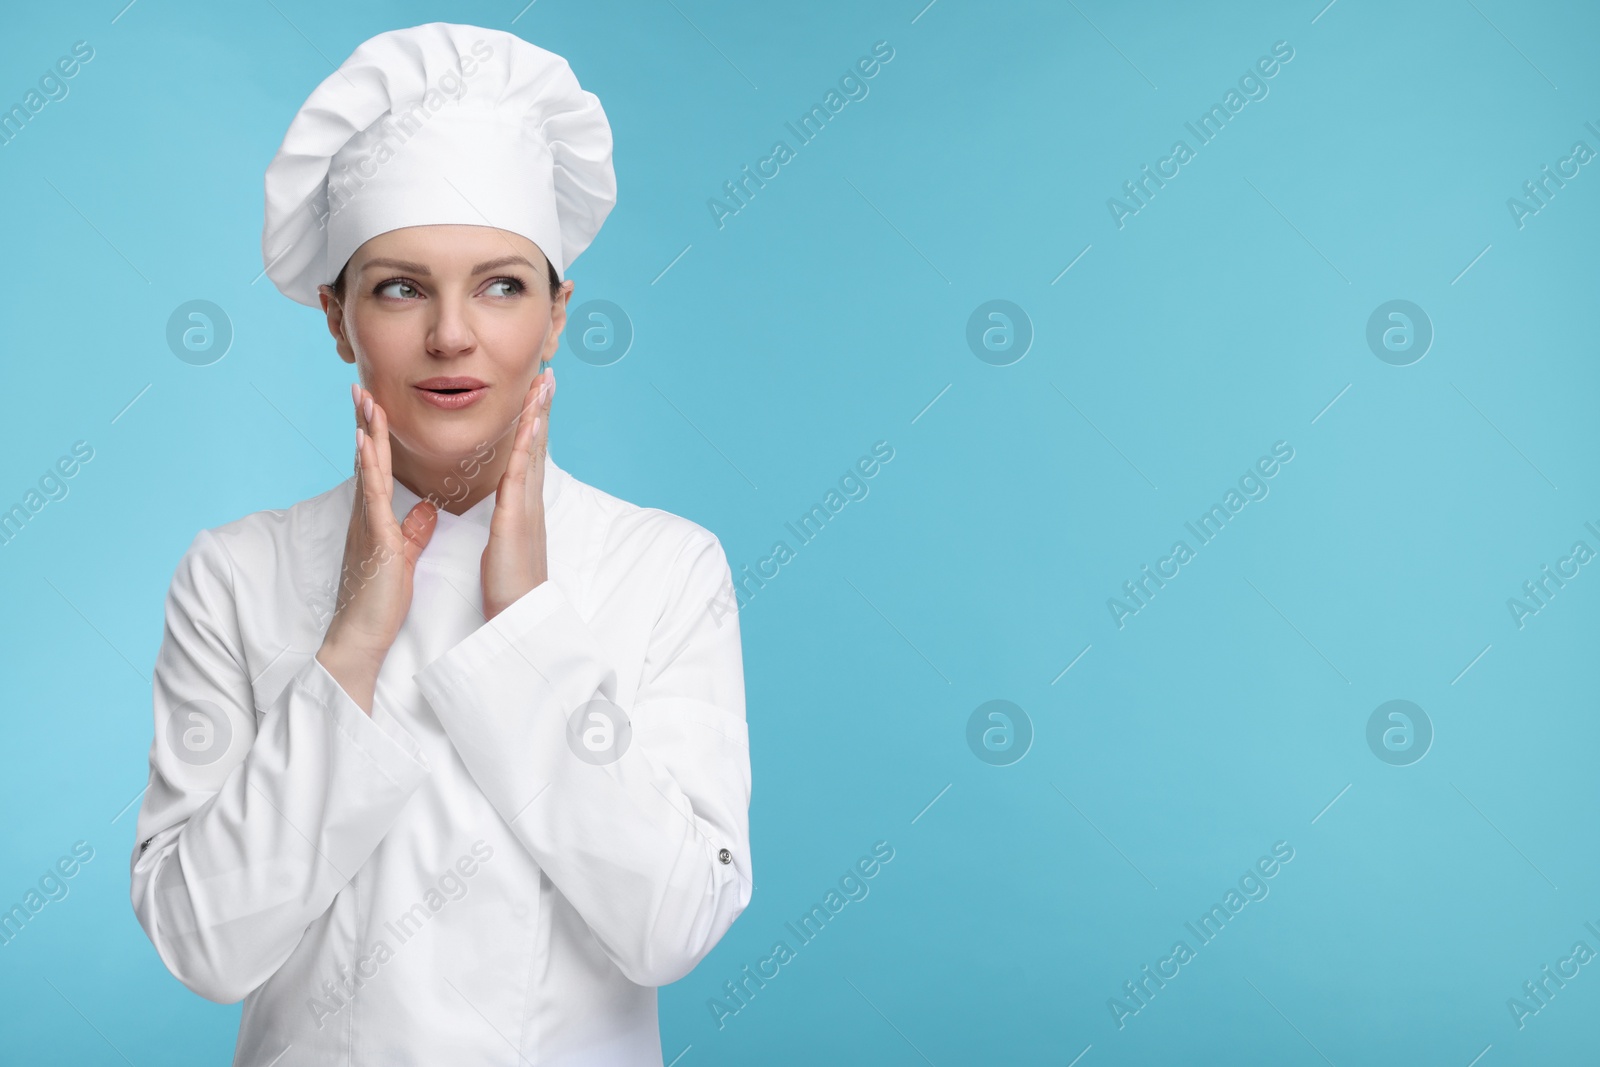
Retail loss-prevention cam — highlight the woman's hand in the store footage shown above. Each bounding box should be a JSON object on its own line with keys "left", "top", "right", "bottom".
{"left": 481, "top": 367, "right": 555, "bottom": 621}
{"left": 316, "top": 382, "right": 440, "bottom": 713}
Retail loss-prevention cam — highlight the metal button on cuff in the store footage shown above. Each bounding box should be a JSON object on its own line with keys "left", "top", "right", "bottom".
{"left": 717, "top": 848, "right": 732, "bottom": 864}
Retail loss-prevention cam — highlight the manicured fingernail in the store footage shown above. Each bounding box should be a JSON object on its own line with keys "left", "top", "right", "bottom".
{"left": 531, "top": 416, "right": 541, "bottom": 437}
{"left": 351, "top": 382, "right": 359, "bottom": 407}
{"left": 363, "top": 396, "right": 374, "bottom": 421}
{"left": 355, "top": 426, "right": 363, "bottom": 451}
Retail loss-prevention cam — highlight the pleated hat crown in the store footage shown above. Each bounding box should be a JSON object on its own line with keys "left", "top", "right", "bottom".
{"left": 261, "top": 22, "right": 616, "bottom": 307}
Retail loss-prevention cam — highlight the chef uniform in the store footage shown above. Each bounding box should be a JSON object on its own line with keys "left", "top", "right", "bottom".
{"left": 128, "top": 23, "right": 752, "bottom": 1067}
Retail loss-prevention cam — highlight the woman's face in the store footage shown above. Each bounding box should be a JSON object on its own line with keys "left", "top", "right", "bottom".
{"left": 317, "top": 224, "right": 570, "bottom": 475}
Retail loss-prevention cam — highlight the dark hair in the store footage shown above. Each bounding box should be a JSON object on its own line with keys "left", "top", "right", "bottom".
{"left": 331, "top": 253, "right": 562, "bottom": 303}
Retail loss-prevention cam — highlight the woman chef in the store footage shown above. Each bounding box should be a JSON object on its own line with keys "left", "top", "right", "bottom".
{"left": 129, "top": 22, "right": 752, "bottom": 1066}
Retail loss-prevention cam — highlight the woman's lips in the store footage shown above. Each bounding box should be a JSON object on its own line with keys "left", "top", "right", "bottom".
{"left": 414, "top": 377, "right": 488, "bottom": 410}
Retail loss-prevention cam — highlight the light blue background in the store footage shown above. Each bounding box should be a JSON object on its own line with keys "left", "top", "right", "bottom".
{"left": 1, "top": 1, "right": 1596, "bottom": 1064}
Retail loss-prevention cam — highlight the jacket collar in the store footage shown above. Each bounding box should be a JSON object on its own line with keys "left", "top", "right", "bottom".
{"left": 387, "top": 447, "right": 568, "bottom": 531}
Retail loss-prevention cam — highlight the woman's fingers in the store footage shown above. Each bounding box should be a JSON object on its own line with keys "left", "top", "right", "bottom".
{"left": 519, "top": 369, "right": 554, "bottom": 489}
{"left": 479, "top": 368, "right": 553, "bottom": 620}
{"left": 498, "top": 374, "right": 542, "bottom": 505}
{"left": 518, "top": 368, "right": 552, "bottom": 509}
{"left": 325, "top": 379, "right": 437, "bottom": 676}
{"left": 367, "top": 391, "right": 394, "bottom": 496}
{"left": 353, "top": 386, "right": 406, "bottom": 547}
{"left": 355, "top": 425, "right": 384, "bottom": 533}
{"left": 398, "top": 500, "right": 438, "bottom": 565}
{"left": 532, "top": 368, "right": 554, "bottom": 464}
{"left": 351, "top": 383, "right": 365, "bottom": 476}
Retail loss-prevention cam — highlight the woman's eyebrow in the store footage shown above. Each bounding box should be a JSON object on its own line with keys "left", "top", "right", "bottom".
{"left": 361, "top": 257, "right": 430, "bottom": 275}
{"left": 468, "top": 254, "right": 536, "bottom": 274}
{"left": 359, "top": 255, "right": 536, "bottom": 276}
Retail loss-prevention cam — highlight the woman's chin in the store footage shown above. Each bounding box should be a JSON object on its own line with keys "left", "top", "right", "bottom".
{"left": 394, "top": 422, "right": 506, "bottom": 466}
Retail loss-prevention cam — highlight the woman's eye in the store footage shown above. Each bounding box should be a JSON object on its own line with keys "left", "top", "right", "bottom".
{"left": 486, "top": 278, "right": 525, "bottom": 297}
{"left": 377, "top": 280, "right": 418, "bottom": 299}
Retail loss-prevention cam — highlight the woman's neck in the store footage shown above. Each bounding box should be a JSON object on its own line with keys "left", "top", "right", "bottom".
{"left": 389, "top": 432, "right": 524, "bottom": 516}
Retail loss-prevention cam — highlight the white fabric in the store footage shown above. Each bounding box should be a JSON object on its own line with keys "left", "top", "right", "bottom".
{"left": 262, "top": 22, "right": 616, "bottom": 307}
{"left": 130, "top": 452, "right": 752, "bottom": 1065}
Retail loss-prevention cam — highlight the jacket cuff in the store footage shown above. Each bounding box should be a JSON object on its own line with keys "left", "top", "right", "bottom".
{"left": 415, "top": 579, "right": 571, "bottom": 689}
{"left": 302, "top": 654, "right": 432, "bottom": 788}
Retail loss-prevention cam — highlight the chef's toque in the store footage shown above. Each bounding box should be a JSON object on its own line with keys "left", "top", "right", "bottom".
{"left": 261, "top": 22, "right": 616, "bottom": 308}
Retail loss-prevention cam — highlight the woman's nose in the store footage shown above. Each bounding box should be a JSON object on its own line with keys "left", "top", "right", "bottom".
{"left": 426, "top": 295, "right": 476, "bottom": 356}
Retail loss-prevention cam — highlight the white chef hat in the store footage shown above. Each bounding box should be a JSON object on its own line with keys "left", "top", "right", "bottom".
{"left": 261, "top": 22, "right": 616, "bottom": 308}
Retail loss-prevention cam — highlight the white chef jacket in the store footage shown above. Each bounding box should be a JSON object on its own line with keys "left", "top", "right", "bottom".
{"left": 129, "top": 449, "right": 752, "bottom": 1066}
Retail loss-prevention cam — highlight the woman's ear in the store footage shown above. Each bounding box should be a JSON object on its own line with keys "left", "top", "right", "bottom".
{"left": 553, "top": 278, "right": 573, "bottom": 325}
{"left": 318, "top": 284, "right": 357, "bottom": 365}
{"left": 540, "top": 279, "right": 574, "bottom": 363}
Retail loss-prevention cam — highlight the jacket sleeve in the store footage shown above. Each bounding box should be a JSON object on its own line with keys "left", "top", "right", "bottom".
{"left": 129, "top": 528, "right": 432, "bottom": 1004}
{"left": 414, "top": 530, "right": 753, "bottom": 987}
